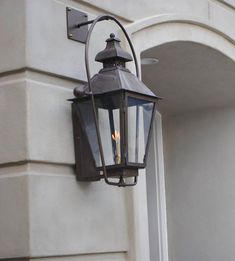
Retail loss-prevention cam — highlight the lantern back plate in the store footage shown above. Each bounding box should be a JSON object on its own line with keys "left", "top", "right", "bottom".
{"left": 66, "top": 7, "right": 88, "bottom": 43}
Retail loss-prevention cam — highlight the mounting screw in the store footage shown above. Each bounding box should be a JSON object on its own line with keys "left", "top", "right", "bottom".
{"left": 67, "top": 7, "right": 71, "bottom": 11}
{"left": 69, "top": 33, "right": 73, "bottom": 37}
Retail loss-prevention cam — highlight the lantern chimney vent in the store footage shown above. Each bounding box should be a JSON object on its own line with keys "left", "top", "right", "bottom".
{"left": 95, "top": 33, "right": 133, "bottom": 68}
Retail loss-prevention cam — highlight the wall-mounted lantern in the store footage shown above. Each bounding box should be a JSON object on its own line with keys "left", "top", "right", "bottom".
{"left": 68, "top": 12, "right": 160, "bottom": 186}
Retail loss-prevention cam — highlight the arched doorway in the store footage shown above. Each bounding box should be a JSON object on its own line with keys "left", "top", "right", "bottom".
{"left": 142, "top": 41, "right": 235, "bottom": 261}
{"left": 126, "top": 17, "right": 235, "bottom": 261}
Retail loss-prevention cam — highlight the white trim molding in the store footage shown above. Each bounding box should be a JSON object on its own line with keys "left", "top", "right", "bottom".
{"left": 146, "top": 111, "right": 169, "bottom": 261}
{"left": 125, "top": 14, "right": 235, "bottom": 63}
{"left": 126, "top": 14, "right": 235, "bottom": 44}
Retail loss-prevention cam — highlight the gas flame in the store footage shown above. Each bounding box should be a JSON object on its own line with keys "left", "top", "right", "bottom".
{"left": 112, "top": 130, "right": 120, "bottom": 141}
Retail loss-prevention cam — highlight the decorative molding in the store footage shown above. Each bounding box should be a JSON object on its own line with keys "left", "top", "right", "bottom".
{"left": 126, "top": 14, "right": 235, "bottom": 45}
{"left": 213, "top": 0, "right": 235, "bottom": 11}
{"left": 0, "top": 67, "right": 86, "bottom": 84}
{"left": 146, "top": 111, "right": 169, "bottom": 261}
{"left": 154, "top": 112, "right": 169, "bottom": 261}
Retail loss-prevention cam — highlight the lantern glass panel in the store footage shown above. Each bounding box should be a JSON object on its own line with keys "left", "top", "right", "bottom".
{"left": 76, "top": 99, "right": 100, "bottom": 166}
{"left": 127, "top": 97, "right": 154, "bottom": 164}
{"left": 95, "top": 93, "right": 122, "bottom": 167}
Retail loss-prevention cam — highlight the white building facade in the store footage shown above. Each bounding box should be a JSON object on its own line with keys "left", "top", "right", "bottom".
{"left": 0, "top": 1, "right": 235, "bottom": 261}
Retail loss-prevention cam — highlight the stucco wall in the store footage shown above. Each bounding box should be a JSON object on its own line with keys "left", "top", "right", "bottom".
{"left": 163, "top": 106, "right": 235, "bottom": 261}
{"left": 0, "top": 0, "right": 235, "bottom": 261}
{"left": 0, "top": 1, "right": 130, "bottom": 260}
{"left": 79, "top": 0, "right": 235, "bottom": 23}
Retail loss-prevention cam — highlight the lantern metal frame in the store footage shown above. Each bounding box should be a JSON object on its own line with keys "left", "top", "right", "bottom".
{"left": 70, "top": 14, "right": 158, "bottom": 187}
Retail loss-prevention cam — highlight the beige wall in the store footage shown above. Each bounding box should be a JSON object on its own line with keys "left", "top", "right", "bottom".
{"left": 0, "top": 1, "right": 130, "bottom": 260}
{"left": 163, "top": 106, "right": 235, "bottom": 261}
{"left": 0, "top": 0, "right": 235, "bottom": 261}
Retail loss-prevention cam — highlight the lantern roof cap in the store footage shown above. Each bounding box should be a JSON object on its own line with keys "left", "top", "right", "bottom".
{"left": 85, "top": 67, "right": 159, "bottom": 99}
{"left": 95, "top": 33, "right": 133, "bottom": 63}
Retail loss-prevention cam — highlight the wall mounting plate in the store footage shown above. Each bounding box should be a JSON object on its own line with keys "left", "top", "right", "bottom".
{"left": 66, "top": 7, "right": 88, "bottom": 43}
